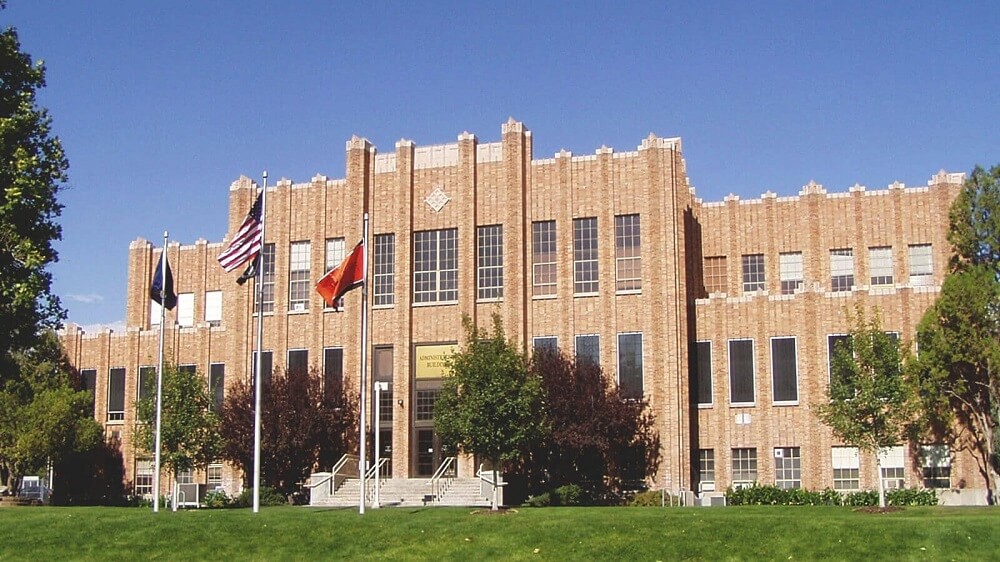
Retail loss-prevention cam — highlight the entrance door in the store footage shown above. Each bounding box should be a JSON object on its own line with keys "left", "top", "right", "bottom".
{"left": 378, "top": 429, "right": 392, "bottom": 478}
{"left": 416, "top": 429, "right": 436, "bottom": 477}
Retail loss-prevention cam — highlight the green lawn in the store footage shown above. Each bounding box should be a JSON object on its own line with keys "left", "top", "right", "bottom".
{"left": 0, "top": 505, "right": 996, "bottom": 561}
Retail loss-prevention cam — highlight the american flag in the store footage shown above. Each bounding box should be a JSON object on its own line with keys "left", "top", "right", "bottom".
{"left": 217, "top": 192, "right": 263, "bottom": 273}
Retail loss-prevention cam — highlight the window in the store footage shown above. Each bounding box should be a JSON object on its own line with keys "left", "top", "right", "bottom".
{"left": 774, "top": 447, "right": 801, "bottom": 489}
{"left": 81, "top": 369, "right": 97, "bottom": 415}
{"left": 575, "top": 335, "right": 600, "bottom": 367}
{"left": 573, "top": 217, "right": 599, "bottom": 294}
{"left": 827, "top": 334, "right": 853, "bottom": 398}
{"left": 209, "top": 363, "right": 224, "bottom": 413}
{"left": 289, "top": 241, "right": 311, "bottom": 311}
{"left": 704, "top": 256, "right": 728, "bottom": 294}
{"left": 324, "top": 238, "right": 346, "bottom": 309}
{"left": 205, "top": 291, "right": 222, "bottom": 326}
{"left": 694, "top": 341, "right": 713, "bottom": 406}
{"left": 832, "top": 447, "right": 860, "bottom": 491}
{"left": 207, "top": 463, "right": 223, "bottom": 488}
{"left": 177, "top": 293, "right": 194, "bottom": 327}
{"left": 150, "top": 299, "right": 162, "bottom": 326}
{"left": 909, "top": 244, "right": 933, "bottom": 285}
{"left": 618, "top": 333, "right": 643, "bottom": 399}
{"left": 288, "top": 349, "right": 308, "bottom": 375}
{"left": 256, "top": 243, "right": 276, "bottom": 313}
{"left": 373, "top": 233, "right": 395, "bottom": 306}
{"left": 415, "top": 389, "right": 438, "bottom": 421}
{"left": 107, "top": 368, "right": 126, "bottom": 422}
{"left": 532, "top": 337, "right": 558, "bottom": 354}
{"left": 779, "top": 252, "right": 803, "bottom": 294}
{"left": 615, "top": 214, "right": 641, "bottom": 292}
{"left": 869, "top": 246, "right": 893, "bottom": 286}
{"left": 922, "top": 444, "right": 951, "bottom": 488}
{"left": 728, "top": 339, "right": 755, "bottom": 405}
{"left": 137, "top": 366, "right": 155, "bottom": 402}
{"left": 414, "top": 228, "right": 458, "bottom": 303}
{"left": 731, "top": 448, "right": 757, "bottom": 488}
{"left": 477, "top": 225, "right": 504, "bottom": 300}
{"left": 176, "top": 468, "right": 194, "bottom": 484}
{"left": 532, "top": 220, "right": 557, "bottom": 297}
{"left": 134, "top": 460, "right": 153, "bottom": 497}
{"left": 252, "top": 350, "right": 273, "bottom": 387}
{"left": 830, "top": 248, "right": 854, "bottom": 292}
{"left": 741, "top": 254, "right": 765, "bottom": 292}
{"left": 771, "top": 337, "right": 798, "bottom": 404}
{"left": 879, "top": 446, "right": 906, "bottom": 490}
{"left": 179, "top": 364, "right": 196, "bottom": 375}
{"left": 374, "top": 347, "right": 393, "bottom": 424}
{"left": 698, "top": 449, "right": 716, "bottom": 492}
{"left": 324, "top": 347, "right": 344, "bottom": 398}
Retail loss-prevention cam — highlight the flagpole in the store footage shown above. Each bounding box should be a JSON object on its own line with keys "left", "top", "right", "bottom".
{"left": 252, "top": 171, "right": 268, "bottom": 513}
{"left": 153, "top": 231, "right": 167, "bottom": 513}
{"left": 359, "top": 212, "right": 370, "bottom": 515}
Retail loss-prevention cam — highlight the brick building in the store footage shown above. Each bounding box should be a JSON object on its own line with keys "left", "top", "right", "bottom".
{"left": 59, "top": 118, "right": 981, "bottom": 502}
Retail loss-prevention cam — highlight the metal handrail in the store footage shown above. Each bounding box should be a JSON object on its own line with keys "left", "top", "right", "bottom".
{"left": 363, "top": 458, "right": 391, "bottom": 502}
{"left": 428, "top": 456, "right": 456, "bottom": 502}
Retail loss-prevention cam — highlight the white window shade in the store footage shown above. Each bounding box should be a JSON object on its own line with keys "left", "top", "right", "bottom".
{"left": 205, "top": 291, "right": 222, "bottom": 324}
{"left": 177, "top": 293, "right": 194, "bottom": 327}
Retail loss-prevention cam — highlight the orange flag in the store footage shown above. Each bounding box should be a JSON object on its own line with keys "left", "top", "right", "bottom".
{"left": 316, "top": 240, "right": 365, "bottom": 308}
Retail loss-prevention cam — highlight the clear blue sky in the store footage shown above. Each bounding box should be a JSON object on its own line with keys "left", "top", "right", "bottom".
{"left": 5, "top": 1, "right": 998, "bottom": 328}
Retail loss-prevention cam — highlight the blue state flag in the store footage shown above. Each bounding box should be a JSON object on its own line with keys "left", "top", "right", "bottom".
{"left": 150, "top": 253, "right": 178, "bottom": 310}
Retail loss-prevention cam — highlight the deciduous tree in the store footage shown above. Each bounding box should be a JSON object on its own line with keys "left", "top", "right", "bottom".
{"left": 435, "top": 314, "right": 545, "bottom": 509}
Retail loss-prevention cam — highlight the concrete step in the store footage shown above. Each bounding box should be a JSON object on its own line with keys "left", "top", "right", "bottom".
{"left": 309, "top": 477, "right": 492, "bottom": 508}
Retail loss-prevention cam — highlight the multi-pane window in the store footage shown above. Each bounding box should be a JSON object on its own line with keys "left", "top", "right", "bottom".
{"left": 177, "top": 293, "right": 194, "bottom": 327}
{"left": 830, "top": 248, "right": 855, "bottom": 292}
{"left": 618, "top": 333, "right": 643, "bottom": 399}
{"left": 205, "top": 290, "right": 222, "bottom": 326}
{"left": 257, "top": 243, "right": 276, "bottom": 313}
{"left": 288, "top": 349, "right": 308, "bottom": 375}
{"left": 532, "top": 221, "right": 557, "bottom": 297}
{"left": 134, "top": 460, "right": 153, "bottom": 496}
{"left": 288, "top": 241, "right": 311, "bottom": 311}
{"left": 415, "top": 389, "right": 439, "bottom": 421}
{"left": 137, "top": 366, "right": 155, "bottom": 402}
{"left": 324, "top": 238, "right": 346, "bottom": 309}
{"left": 832, "top": 447, "right": 860, "bottom": 491}
{"left": 573, "top": 217, "right": 599, "bottom": 294}
{"left": 575, "top": 335, "right": 600, "bottom": 368}
{"left": 252, "top": 350, "right": 273, "bottom": 387}
{"left": 922, "top": 444, "right": 951, "bottom": 488}
{"left": 878, "top": 446, "right": 906, "bottom": 490}
{"left": 779, "top": 252, "right": 803, "bottom": 294}
{"left": 81, "top": 369, "right": 97, "bottom": 415}
{"left": 207, "top": 463, "right": 223, "bottom": 488}
{"left": 698, "top": 449, "right": 716, "bottom": 492}
{"left": 324, "top": 347, "right": 344, "bottom": 398}
{"left": 615, "top": 214, "right": 641, "bottom": 292}
{"left": 704, "top": 256, "right": 728, "bottom": 294}
{"left": 414, "top": 228, "right": 458, "bottom": 303}
{"left": 742, "top": 254, "right": 765, "bottom": 292}
{"left": 477, "top": 225, "right": 504, "bottom": 300}
{"left": 694, "top": 341, "right": 713, "bottom": 406}
{"left": 209, "top": 363, "right": 224, "bottom": 413}
{"left": 373, "top": 233, "right": 395, "bottom": 306}
{"left": 179, "top": 364, "right": 196, "bottom": 375}
{"left": 731, "top": 448, "right": 757, "bottom": 488}
{"left": 909, "top": 244, "right": 933, "bottom": 285}
{"left": 775, "top": 447, "right": 802, "bottom": 489}
{"left": 869, "top": 246, "right": 893, "bottom": 286}
{"left": 107, "top": 367, "right": 126, "bottom": 422}
{"left": 532, "top": 336, "right": 558, "bottom": 354}
{"left": 771, "top": 337, "right": 798, "bottom": 404}
{"left": 728, "top": 339, "right": 755, "bottom": 405}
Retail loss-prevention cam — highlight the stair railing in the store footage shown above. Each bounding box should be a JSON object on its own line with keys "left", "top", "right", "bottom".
{"left": 429, "top": 456, "right": 457, "bottom": 503}
{"left": 477, "top": 463, "right": 507, "bottom": 508}
{"left": 307, "top": 453, "right": 358, "bottom": 500}
{"left": 363, "top": 457, "right": 390, "bottom": 502}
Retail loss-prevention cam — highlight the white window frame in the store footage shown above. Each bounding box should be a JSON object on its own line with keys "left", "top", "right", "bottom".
{"left": 774, "top": 446, "right": 802, "bottom": 489}
{"left": 868, "top": 246, "right": 893, "bottom": 286}
{"left": 207, "top": 463, "right": 223, "bottom": 488}
{"left": 204, "top": 290, "right": 222, "bottom": 326}
{"left": 477, "top": 224, "right": 504, "bottom": 301}
{"left": 698, "top": 449, "right": 716, "bottom": 492}
{"left": 778, "top": 252, "right": 803, "bottom": 295}
{"left": 288, "top": 241, "right": 311, "bottom": 312}
{"left": 878, "top": 445, "right": 906, "bottom": 490}
{"left": 615, "top": 214, "right": 641, "bottom": 293}
{"left": 830, "top": 248, "right": 855, "bottom": 292}
{"left": 532, "top": 220, "right": 557, "bottom": 298}
{"left": 741, "top": 254, "right": 766, "bottom": 293}
{"left": 731, "top": 447, "right": 757, "bottom": 488}
{"left": 770, "top": 336, "right": 799, "bottom": 405}
{"left": 704, "top": 256, "right": 728, "bottom": 295}
{"left": 177, "top": 293, "right": 195, "bottom": 327}
{"left": 324, "top": 238, "right": 346, "bottom": 310}
{"left": 909, "top": 244, "right": 933, "bottom": 286}
{"left": 413, "top": 228, "right": 458, "bottom": 304}
{"left": 728, "top": 338, "right": 756, "bottom": 407}
{"left": 921, "top": 444, "right": 951, "bottom": 489}
{"left": 135, "top": 460, "right": 154, "bottom": 497}
{"left": 256, "top": 242, "right": 276, "bottom": 314}
{"left": 695, "top": 340, "right": 713, "bottom": 408}
{"left": 373, "top": 233, "right": 395, "bottom": 307}
{"left": 573, "top": 217, "right": 599, "bottom": 295}
{"left": 532, "top": 336, "right": 558, "bottom": 354}
{"left": 832, "top": 446, "right": 860, "bottom": 491}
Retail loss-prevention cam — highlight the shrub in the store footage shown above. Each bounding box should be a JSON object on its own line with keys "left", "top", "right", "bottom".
{"left": 843, "top": 490, "right": 878, "bottom": 506}
{"left": 552, "top": 484, "right": 583, "bottom": 506}
{"left": 203, "top": 490, "right": 230, "bottom": 509}
{"left": 887, "top": 487, "right": 938, "bottom": 506}
{"left": 524, "top": 492, "right": 551, "bottom": 507}
{"left": 230, "top": 487, "right": 288, "bottom": 508}
{"left": 628, "top": 490, "right": 663, "bottom": 507}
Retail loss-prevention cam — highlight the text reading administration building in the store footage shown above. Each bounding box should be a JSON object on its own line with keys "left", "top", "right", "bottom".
{"left": 60, "top": 118, "right": 979, "bottom": 502}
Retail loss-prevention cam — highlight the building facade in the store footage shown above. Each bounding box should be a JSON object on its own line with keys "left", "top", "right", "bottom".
{"left": 60, "top": 118, "right": 979, "bottom": 501}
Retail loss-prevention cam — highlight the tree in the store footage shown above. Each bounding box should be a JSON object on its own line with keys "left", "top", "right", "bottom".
{"left": 0, "top": 8, "right": 69, "bottom": 379}
{"left": 911, "top": 164, "right": 1000, "bottom": 505}
{"left": 134, "top": 364, "right": 222, "bottom": 505}
{"left": 814, "top": 307, "right": 916, "bottom": 508}
{"left": 0, "top": 330, "right": 102, "bottom": 494}
{"left": 435, "top": 314, "right": 545, "bottom": 510}
{"left": 519, "top": 348, "right": 660, "bottom": 503}
{"left": 217, "top": 368, "right": 356, "bottom": 501}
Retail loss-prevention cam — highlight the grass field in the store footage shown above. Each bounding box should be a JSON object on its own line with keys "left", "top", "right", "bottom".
{"left": 0, "top": 505, "right": 996, "bottom": 561}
